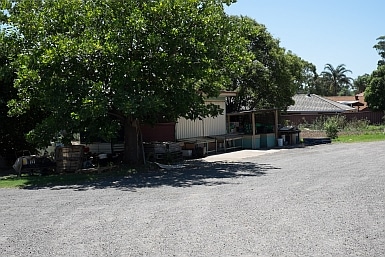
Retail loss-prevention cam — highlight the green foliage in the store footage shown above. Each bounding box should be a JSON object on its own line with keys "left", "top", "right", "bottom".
{"left": 300, "top": 115, "right": 341, "bottom": 139}
{"left": 298, "top": 115, "right": 375, "bottom": 140}
{"left": 374, "top": 36, "right": 385, "bottom": 66}
{"left": 334, "top": 133, "right": 385, "bottom": 143}
{"left": 320, "top": 64, "right": 353, "bottom": 96}
{"left": 364, "top": 36, "right": 385, "bottom": 112}
{"left": 4, "top": 0, "right": 247, "bottom": 160}
{"left": 0, "top": 30, "right": 45, "bottom": 164}
{"left": 296, "top": 62, "right": 319, "bottom": 94}
{"left": 343, "top": 118, "right": 370, "bottom": 132}
{"left": 226, "top": 17, "right": 303, "bottom": 112}
{"left": 353, "top": 74, "right": 370, "bottom": 94}
{"left": 324, "top": 117, "right": 339, "bottom": 139}
{"left": 365, "top": 65, "right": 385, "bottom": 111}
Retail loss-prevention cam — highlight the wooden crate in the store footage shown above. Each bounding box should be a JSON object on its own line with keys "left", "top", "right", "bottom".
{"left": 55, "top": 145, "right": 84, "bottom": 173}
{"left": 143, "top": 142, "right": 182, "bottom": 163}
{"left": 143, "top": 142, "right": 181, "bottom": 154}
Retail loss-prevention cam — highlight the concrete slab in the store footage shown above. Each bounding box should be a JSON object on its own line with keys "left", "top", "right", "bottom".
{"left": 202, "top": 149, "right": 286, "bottom": 162}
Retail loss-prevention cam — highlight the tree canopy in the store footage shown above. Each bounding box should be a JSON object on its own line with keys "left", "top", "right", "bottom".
{"left": 3, "top": 0, "right": 248, "bottom": 163}
{"left": 320, "top": 64, "right": 353, "bottom": 96}
{"left": 5, "top": 0, "right": 347, "bottom": 165}
{"left": 1, "top": 26, "right": 47, "bottom": 164}
{"left": 364, "top": 65, "right": 385, "bottom": 111}
{"left": 374, "top": 36, "right": 385, "bottom": 66}
{"left": 365, "top": 36, "right": 385, "bottom": 111}
{"left": 226, "top": 16, "right": 306, "bottom": 112}
{"left": 353, "top": 74, "right": 370, "bottom": 94}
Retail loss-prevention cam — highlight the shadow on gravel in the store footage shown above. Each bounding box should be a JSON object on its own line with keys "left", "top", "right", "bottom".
{"left": 20, "top": 161, "right": 280, "bottom": 191}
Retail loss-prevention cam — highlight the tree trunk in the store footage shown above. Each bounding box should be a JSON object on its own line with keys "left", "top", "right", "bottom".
{"left": 123, "top": 118, "right": 141, "bottom": 164}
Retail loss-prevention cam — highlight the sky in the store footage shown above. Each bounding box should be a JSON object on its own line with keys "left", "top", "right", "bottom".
{"left": 224, "top": 0, "right": 385, "bottom": 78}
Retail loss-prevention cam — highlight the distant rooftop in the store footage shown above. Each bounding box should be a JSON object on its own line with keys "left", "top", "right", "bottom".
{"left": 325, "top": 95, "right": 368, "bottom": 111}
{"left": 287, "top": 94, "right": 356, "bottom": 113}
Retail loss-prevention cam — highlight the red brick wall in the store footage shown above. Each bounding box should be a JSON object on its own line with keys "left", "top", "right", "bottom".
{"left": 141, "top": 123, "right": 176, "bottom": 142}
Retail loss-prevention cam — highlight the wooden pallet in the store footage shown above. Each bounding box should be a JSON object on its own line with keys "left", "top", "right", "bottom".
{"left": 55, "top": 145, "right": 84, "bottom": 173}
{"left": 143, "top": 142, "right": 181, "bottom": 154}
{"left": 143, "top": 142, "right": 182, "bottom": 164}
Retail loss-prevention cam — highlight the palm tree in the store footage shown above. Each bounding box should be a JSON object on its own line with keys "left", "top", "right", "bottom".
{"left": 321, "top": 64, "right": 353, "bottom": 95}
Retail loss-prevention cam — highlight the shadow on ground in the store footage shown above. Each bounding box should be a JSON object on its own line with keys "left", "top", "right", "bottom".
{"left": 19, "top": 161, "right": 280, "bottom": 191}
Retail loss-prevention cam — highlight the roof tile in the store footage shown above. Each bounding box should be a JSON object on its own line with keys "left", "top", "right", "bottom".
{"left": 287, "top": 94, "right": 356, "bottom": 113}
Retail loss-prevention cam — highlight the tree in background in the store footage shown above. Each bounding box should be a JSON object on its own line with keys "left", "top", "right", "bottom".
{"left": 286, "top": 51, "right": 316, "bottom": 96}
{"left": 365, "top": 36, "right": 385, "bottom": 111}
{"left": 4, "top": 0, "right": 248, "bottom": 164}
{"left": 320, "top": 64, "right": 353, "bottom": 96}
{"left": 226, "top": 17, "right": 305, "bottom": 112}
{"left": 353, "top": 74, "right": 370, "bottom": 94}
{"left": 297, "top": 62, "right": 316, "bottom": 92}
{"left": 364, "top": 65, "right": 385, "bottom": 111}
{"left": 374, "top": 36, "right": 385, "bottom": 66}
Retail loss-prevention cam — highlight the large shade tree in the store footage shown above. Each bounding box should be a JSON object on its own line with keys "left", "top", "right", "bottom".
{"left": 226, "top": 17, "right": 305, "bottom": 112}
{"left": 0, "top": 26, "right": 46, "bottom": 164}
{"left": 4, "top": 0, "right": 248, "bottom": 163}
{"left": 320, "top": 63, "right": 353, "bottom": 96}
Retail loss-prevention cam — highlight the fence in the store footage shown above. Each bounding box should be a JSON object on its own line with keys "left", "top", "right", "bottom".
{"left": 281, "top": 111, "right": 384, "bottom": 126}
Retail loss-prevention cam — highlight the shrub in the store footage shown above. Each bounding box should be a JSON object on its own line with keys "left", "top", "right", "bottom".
{"left": 324, "top": 120, "right": 339, "bottom": 139}
{"left": 297, "top": 115, "right": 378, "bottom": 139}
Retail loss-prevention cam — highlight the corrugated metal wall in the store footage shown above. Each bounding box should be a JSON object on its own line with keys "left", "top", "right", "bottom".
{"left": 176, "top": 101, "right": 226, "bottom": 139}
{"left": 176, "top": 118, "right": 204, "bottom": 139}
{"left": 203, "top": 116, "right": 225, "bottom": 136}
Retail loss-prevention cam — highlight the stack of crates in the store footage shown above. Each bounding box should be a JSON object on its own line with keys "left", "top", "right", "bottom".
{"left": 55, "top": 145, "right": 84, "bottom": 173}
{"left": 143, "top": 142, "right": 182, "bottom": 164}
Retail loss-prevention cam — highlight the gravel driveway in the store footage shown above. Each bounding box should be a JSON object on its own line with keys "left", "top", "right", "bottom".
{"left": 1, "top": 141, "right": 385, "bottom": 256}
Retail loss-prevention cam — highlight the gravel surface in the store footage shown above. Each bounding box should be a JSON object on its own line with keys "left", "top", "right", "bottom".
{"left": 1, "top": 141, "right": 385, "bottom": 256}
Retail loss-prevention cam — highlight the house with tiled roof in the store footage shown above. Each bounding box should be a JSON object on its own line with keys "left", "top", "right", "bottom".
{"left": 286, "top": 94, "right": 356, "bottom": 114}
{"left": 282, "top": 94, "right": 383, "bottom": 127}
{"left": 325, "top": 94, "right": 368, "bottom": 111}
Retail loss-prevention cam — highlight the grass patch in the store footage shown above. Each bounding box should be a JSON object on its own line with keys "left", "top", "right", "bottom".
{"left": 333, "top": 124, "right": 385, "bottom": 143}
{"left": 0, "top": 166, "right": 141, "bottom": 189}
{"left": 298, "top": 116, "right": 385, "bottom": 144}
{"left": 333, "top": 133, "right": 385, "bottom": 143}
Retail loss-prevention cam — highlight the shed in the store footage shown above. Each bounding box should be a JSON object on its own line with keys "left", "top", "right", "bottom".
{"left": 176, "top": 91, "right": 240, "bottom": 155}
{"left": 227, "top": 109, "right": 279, "bottom": 149}
{"left": 176, "top": 91, "right": 236, "bottom": 139}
